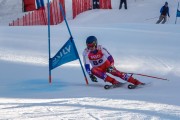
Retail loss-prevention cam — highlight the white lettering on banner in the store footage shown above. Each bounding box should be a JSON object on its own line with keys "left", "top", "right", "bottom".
{"left": 65, "top": 45, "right": 71, "bottom": 53}
{"left": 52, "top": 45, "right": 71, "bottom": 65}
{"left": 90, "top": 55, "right": 101, "bottom": 59}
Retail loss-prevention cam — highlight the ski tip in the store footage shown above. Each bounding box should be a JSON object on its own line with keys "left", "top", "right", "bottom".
{"left": 104, "top": 85, "right": 111, "bottom": 89}
{"left": 141, "top": 83, "right": 146, "bottom": 85}
{"left": 128, "top": 84, "right": 136, "bottom": 89}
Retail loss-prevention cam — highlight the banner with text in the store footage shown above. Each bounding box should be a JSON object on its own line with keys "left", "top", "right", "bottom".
{"left": 50, "top": 37, "right": 79, "bottom": 70}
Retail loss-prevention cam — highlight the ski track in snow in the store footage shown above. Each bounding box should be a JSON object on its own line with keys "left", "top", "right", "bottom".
{"left": 0, "top": 49, "right": 179, "bottom": 77}
{"left": 0, "top": 98, "right": 180, "bottom": 120}
{"left": 0, "top": 49, "right": 47, "bottom": 66}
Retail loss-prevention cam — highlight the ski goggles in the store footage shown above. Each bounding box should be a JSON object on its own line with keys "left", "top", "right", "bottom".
{"left": 87, "top": 42, "right": 96, "bottom": 49}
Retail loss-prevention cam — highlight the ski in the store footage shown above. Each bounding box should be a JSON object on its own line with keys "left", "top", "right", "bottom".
{"left": 104, "top": 83, "right": 126, "bottom": 90}
{"left": 127, "top": 83, "right": 151, "bottom": 89}
{"left": 104, "top": 82, "right": 151, "bottom": 90}
{"left": 127, "top": 84, "right": 138, "bottom": 89}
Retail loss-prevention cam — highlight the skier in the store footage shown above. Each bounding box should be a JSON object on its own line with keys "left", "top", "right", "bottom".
{"left": 83, "top": 36, "right": 144, "bottom": 86}
{"left": 156, "top": 2, "right": 170, "bottom": 24}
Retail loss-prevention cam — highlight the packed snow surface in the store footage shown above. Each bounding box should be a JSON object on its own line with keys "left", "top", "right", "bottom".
{"left": 0, "top": 0, "right": 180, "bottom": 119}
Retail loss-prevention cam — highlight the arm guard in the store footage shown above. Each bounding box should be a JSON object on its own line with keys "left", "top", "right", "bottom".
{"left": 101, "top": 46, "right": 114, "bottom": 65}
{"left": 85, "top": 64, "right": 91, "bottom": 74}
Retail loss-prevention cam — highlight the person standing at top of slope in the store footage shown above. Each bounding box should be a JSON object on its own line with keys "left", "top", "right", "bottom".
{"left": 119, "top": 0, "right": 127, "bottom": 10}
{"left": 156, "top": 2, "right": 170, "bottom": 24}
{"left": 83, "top": 36, "right": 144, "bottom": 85}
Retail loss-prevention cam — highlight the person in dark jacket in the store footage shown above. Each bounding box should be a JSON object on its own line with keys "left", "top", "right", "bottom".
{"left": 92, "top": 0, "right": 99, "bottom": 9}
{"left": 119, "top": 0, "right": 127, "bottom": 10}
{"left": 156, "top": 2, "right": 170, "bottom": 24}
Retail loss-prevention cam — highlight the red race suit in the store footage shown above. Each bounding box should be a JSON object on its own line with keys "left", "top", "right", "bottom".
{"left": 83, "top": 45, "right": 142, "bottom": 85}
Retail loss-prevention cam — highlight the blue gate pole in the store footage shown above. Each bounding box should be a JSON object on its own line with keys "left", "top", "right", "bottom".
{"left": 59, "top": 3, "right": 89, "bottom": 85}
{"left": 47, "top": 0, "right": 52, "bottom": 83}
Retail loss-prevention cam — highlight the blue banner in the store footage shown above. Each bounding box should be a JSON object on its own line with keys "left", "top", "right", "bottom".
{"left": 177, "top": 9, "right": 180, "bottom": 17}
{"left": 36, "top": 0, "right": 45, "bottom": 9}
{"left": 50, "top": 37, "right": 79, "bottom": 70}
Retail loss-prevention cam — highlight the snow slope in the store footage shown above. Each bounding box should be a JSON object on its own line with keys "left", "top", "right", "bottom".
{"left": 0, "top": 0, "right": 180, "bottom": 25}
{"left": 0, "top": 0, "right": 180, "bottom": 120}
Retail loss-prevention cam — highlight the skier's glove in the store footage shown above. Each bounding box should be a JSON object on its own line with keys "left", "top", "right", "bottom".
{"left": 89, "top": 74, "right": 98, "bottom": 82}
{"left": 106, "top": 66, "right": 115, "bottom": 73}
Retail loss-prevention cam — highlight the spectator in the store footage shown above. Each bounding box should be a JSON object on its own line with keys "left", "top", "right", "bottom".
{"left": 156, "top": 2, "right": 170, "bottom": 24}
{"left": 119, "top": 0, "right": 127, "bottom": 10}
{"left": 93, "top": 0, "right": 99, "bottom": 9}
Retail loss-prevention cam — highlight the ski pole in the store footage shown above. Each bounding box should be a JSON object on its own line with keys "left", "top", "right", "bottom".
{"left": 123, "top": 72, "right": 169, "bottom": 81}
{"left": 145, "top": 17, "right": 159, "bottom": 21}
{"left": 167, "top": 16, "right": 170, "bottom": 24}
